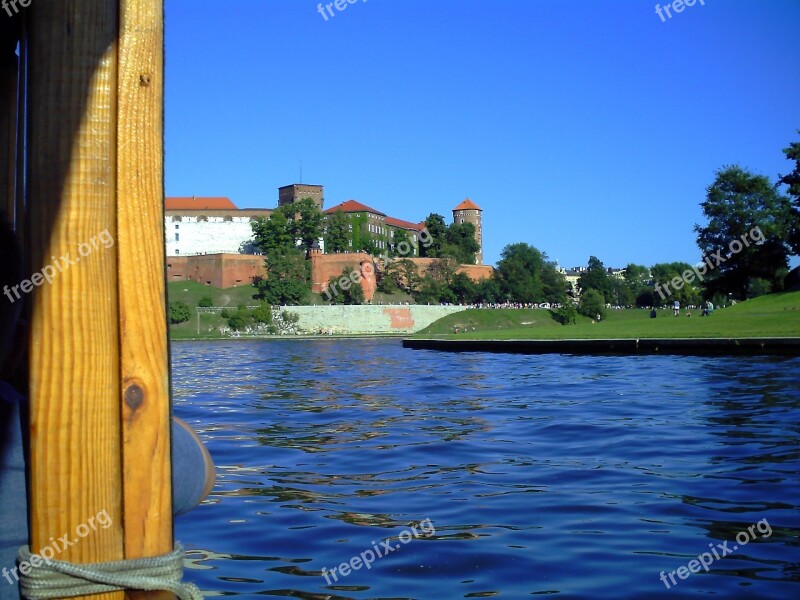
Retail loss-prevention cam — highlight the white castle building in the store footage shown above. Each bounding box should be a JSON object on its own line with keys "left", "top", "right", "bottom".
{"left": 164, "top": 197, "right": 272, "bottom": 256}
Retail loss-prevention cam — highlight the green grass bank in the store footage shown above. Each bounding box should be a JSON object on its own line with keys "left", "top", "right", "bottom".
{"left": 414, "top": 291, "right": 800, "bottom": 340}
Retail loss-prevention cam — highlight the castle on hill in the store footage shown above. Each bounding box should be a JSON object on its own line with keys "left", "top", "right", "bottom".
{"left": 164, "top": 184, "right": 489, "bottom": 293}
{"left": 165, "top": 183, "right": 483, "bottom": 265}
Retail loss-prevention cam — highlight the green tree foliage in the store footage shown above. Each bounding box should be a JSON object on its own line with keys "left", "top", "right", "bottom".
{"left": 252, "top": 198, "right": 323, "bottom": 255}
{"left": 695, "top": 166, "right": 793, "bottom": 299}
{"left": 284, "top": 198, "right": 324, "bottom": 254}
{"left": 556, "top": 301, "right": 578, "bottom": 325}
{"left": 169, "top": 300, "right": 191, "bottom": 325}
{"left": 651, "top": 262, "right": 702, "bottom": 306}
{"left": 323, "top": 267, "right": 365, "bottom": 305}
{"left": 577, "top": 256, "right": 615, "bottom": 302}
{"left": 778, "top": 131, "right": 800, "bottom": 255}
{"left": 473, "top": 277, "right": 503, "bottom": 303}
{"left": 324, "top": 209, "right": 350, "bottom": 254}
{"left": 420, "top": 214, "right": 447, "bottom": 257}
{"left": 251, "top": 210, "right": 294, "bottom": 255}
{"left": 444, "top": 222, "right": 481, "bottom": 264}
{"left": 494, "top": 243, "right": 566, "bottom": 304}
{"left": 197, "top": 296, "right": 213, "bottom": 308}
{"left": 251, "top": 303, "right": 273, "bottom": 324}
{"left": 578, "top": 289, "right": 606, "bottom": 320}
{"left": 390, "top": 228, "right": 415, "bottom": 258}
{"left": 384, "top": 258, "right": 421, "bottom": 294}
{"left": 419, "top": 214, "right": 480, "bottom": 264}
{"left": 450, "top": 272, "right": 478, "bottom": 304}
{"left": 255, "top": 249, "right": 310, "bottom": 305}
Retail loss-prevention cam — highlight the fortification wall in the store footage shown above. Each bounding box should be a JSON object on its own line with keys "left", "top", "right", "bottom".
{"left": 281, "top": 305, "right": 467, "bottom": 334}
{"left": 166, "top": 254, "right": 265, "bottom": 288}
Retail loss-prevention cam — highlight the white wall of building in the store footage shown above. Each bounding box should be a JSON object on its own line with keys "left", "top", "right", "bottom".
{"left": 165, "top": 216, "right": 256, "bottom": 256}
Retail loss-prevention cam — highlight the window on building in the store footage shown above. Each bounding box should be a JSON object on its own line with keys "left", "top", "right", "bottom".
{"left": 175, "top": 249, "right": 180, "bottom": 255}
{"left": 175, "top": 233, "right": 180, "bottom": 242}
{"left": 175, "top": 224, "right": 179, "bottom": 230}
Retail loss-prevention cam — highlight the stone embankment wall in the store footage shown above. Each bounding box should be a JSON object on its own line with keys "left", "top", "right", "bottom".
{"left": 281, "top": 305, "right": 467, "bottom": 334}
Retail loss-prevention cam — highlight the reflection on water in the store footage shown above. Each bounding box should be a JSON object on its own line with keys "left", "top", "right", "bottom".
{"left": 172, "top": 339, "right": 800, "bottom": 599}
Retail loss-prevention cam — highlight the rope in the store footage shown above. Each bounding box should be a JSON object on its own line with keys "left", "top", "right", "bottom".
{"left": 17, "top": 543, "right": 203, "bottom": 600}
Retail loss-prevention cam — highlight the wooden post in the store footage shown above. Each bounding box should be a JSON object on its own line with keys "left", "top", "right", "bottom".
{"left": 117, "top": 0, "right": 174, "bottom": 587}
{"left": 26, "top": 1, "right": 172, "bottom": 598}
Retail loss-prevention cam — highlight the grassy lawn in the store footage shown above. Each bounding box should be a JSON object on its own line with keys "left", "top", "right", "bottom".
{"left": 168, "top": 281, "right": 260, "bottom": 339}
{"left": 414, "top": 291, "right": 800, "bottom": 340}
{"left": 168, "top": 280, "right": 259, "bottom": 308}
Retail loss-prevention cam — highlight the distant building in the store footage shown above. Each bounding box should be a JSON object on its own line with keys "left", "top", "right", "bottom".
{"left": 385, "top": 216, "right": 424, "bottom": 255}
{"left": 452, "top": 198, "right": 483, "bottom": 264}
{"left": 278, "top": 184, "right": 324, "bottom": 209}
{"left": 323, "top": 200, "right": 391, "bottom": 252}
{"left": 165, "top": 197, "right": 272, "bottom": 257}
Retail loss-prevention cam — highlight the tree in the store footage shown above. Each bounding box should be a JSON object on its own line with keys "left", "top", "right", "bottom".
{"left": 251, "top": 210, "right": 294, "bottom": 255}
{"left": 251, "top": 303, "right": 273, "bottom": 325}
{"left": 450, "top": 272, "right": 478, "bottom": 304}
{"left": 324, "top": 209, "right": 350, "bottom": 254}
{"left": 252, "top": 198, "right": 323, "bottom": 256}
{"left": 444, "top": 222, "right": 480, "bottom": 264}
{"left": 778, "top": 131, "right": 800, "bottom": 255}
{"left": 577, "top": 256, "right": 615, "bottom": 302}
{"left": 556, "top": 302, "right": 577, "bottom": 325}
{"left": 198, "top": 296, "right": 213, "bottom": 308}
{"left": 255, "top": 249, "right": 310, "bottom": 305}
{"left": 494, "top": 243, "right": 565, "bottom": 304}
{"left": 390, "top": 228, "right": 414, "bottom": 258}
{"left": 473, "top": 277, "right": 502, "bottom": 303}
{"left": 286, "top": 198, "right": 324, "bottom": 254}
{"left": 169, "top": 301, "right": 191, "bottom": 324}
{"left": 651, "top": 262, "right": 702, "bottom": 307}
{"left": 695, "top": 166, "right": 793, "bottom": 299}
{"left": 578, "top": 289, "right": 606, "bottom": 320}
{"left": 420, "top": 214, "right": 447, "bottom": 257}
{"left": 323, "top": 267, "right": 364, "bottom": 305}
{"left": 427, "top": 256, "right": 459, "bottom": 286}
{"left": 384, "top": 258, "right": 421, "bottom": 294}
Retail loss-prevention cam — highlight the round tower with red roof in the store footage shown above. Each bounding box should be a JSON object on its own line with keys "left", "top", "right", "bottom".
{"left": 452, "top": 198, "right": 483, "bottom": 265}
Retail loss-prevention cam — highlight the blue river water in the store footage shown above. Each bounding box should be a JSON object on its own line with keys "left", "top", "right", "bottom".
{"left": 172, "top": 339, "right": 800, "bottom": 599}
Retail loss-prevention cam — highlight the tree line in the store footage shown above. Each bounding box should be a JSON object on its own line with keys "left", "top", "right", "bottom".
{"left": 247, "top": 131, "right": 800, "bottom": 309}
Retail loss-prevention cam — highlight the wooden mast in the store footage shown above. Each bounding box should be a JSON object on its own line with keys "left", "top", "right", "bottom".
{"left": 24, "top": 1, "right": 172, "bottom": 598}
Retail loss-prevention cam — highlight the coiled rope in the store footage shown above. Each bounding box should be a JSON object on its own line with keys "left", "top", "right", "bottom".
{"left": 17, "top": 543, "right": 203, "bottom": 600}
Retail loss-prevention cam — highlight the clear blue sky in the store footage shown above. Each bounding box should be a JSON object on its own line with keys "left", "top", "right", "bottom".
{"left": 164, "top": 0, "right": 800, "bottom": 268}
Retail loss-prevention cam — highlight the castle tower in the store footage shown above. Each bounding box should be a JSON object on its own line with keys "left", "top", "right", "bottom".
{"left": 278, "top": 184, "right": 324, "bottom": 209}
{"left": 453, "top": 198, "right": 483, "bottom": 265}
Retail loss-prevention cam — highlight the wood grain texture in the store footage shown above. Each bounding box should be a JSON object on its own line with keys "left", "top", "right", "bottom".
{"left": 117, "top": 0, "right": 174, "bottom": 587}
{"left": 26, "top": 2, "right": 123, "bottom": 599}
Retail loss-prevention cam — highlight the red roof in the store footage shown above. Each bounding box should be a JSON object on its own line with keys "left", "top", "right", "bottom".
{"left": 324, "top": 200, "right": 385, "bottom": 216}
{"left": 453, "top": 198, "right": 481, "bottom": 211}
{"left": 385, "top": 216, "right": 423, "bottom": 231}
{"left": 165, "top": 197, "right": 238, "bottom": 210}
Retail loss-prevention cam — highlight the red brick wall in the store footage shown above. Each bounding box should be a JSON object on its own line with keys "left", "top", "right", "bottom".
{"left": 310, "top": 252, "right": 377, "bottom": 300}
{"left": 403, "top": 258, "right": 493, "bottom": 280}
{"left": 165, "top": 253, "right": 493, "bottom": 296}
{"left": 166, "top": 254, "right": 265, "bottom": 289}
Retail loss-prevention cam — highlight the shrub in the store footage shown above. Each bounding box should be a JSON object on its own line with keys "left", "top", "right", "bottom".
{"left": 251, "top": 303, "right": 272, "bottom": 325}
{"left": 220, "top": 308, "right": 231, "bottom": 319}
{"left": 556, "top": 302, "right": 577, "bottom": 325}
{"left": 198, "top": 296, "right": 213, "bottom": 308}
{"left": 169, "top": 301, "right": 191, "bottom": 325}
{"left": 578, "top": 289, "right": 606, "bottom": 320}
{"left": 228, "top": 312, "right": 250, "bottom": 331}
{"left": 281, "top": 310, "right": 299, "bottom": 324}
